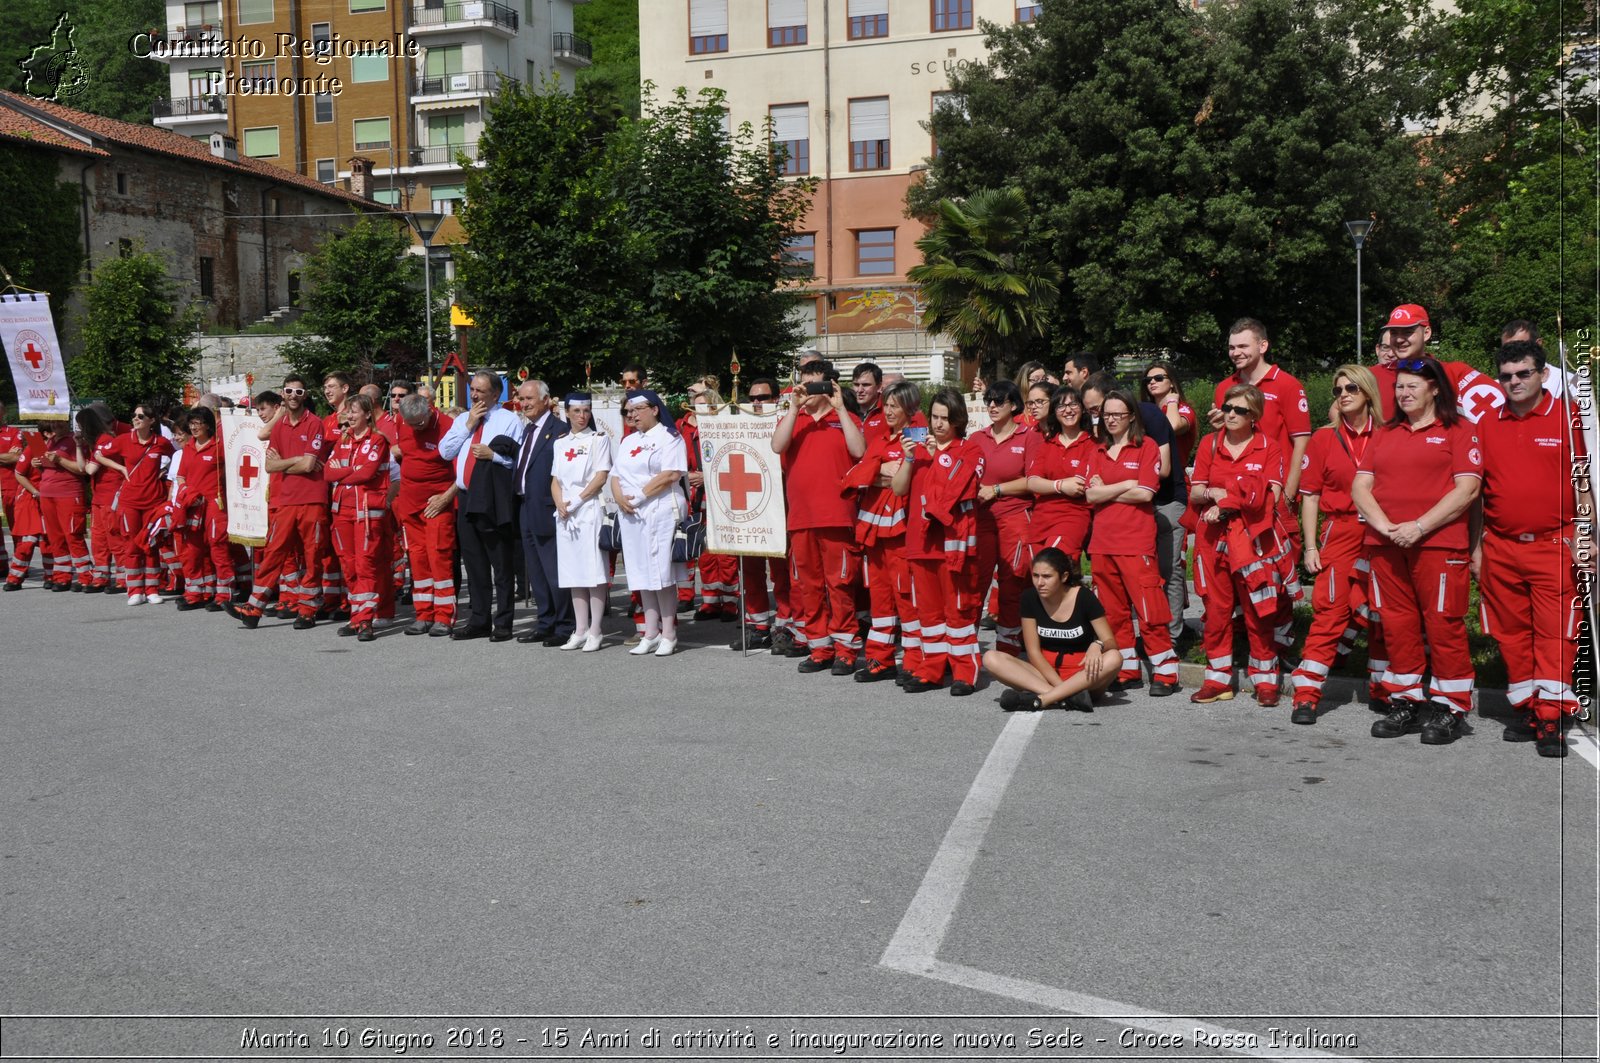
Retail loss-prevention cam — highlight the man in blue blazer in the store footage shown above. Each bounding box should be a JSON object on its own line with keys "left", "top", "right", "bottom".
{"left": 513, "top": 379, "right": 573, "bottom": 645}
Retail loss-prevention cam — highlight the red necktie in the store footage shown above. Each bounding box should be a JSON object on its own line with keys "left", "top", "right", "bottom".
{"left": 461, "top": 423, "right": 485, "bottom": 486}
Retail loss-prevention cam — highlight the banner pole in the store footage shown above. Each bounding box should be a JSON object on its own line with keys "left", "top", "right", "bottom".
{"left": 739, "top": 562, "right": 748, "bottom": 657}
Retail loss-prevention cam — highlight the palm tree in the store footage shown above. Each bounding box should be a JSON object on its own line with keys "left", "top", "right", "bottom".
{"left": 908, "top": 186, "right": 1061, "bottom": 387}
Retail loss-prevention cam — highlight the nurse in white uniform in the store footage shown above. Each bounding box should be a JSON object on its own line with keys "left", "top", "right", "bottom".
{"left": 610, "top": 389, "right": 689, "bottom": 657}
{"left": 552, "top": 391, "right": 614, "bottom": 651}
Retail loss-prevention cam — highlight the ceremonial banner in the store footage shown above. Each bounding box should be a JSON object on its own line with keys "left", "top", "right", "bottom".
{"left": 209, "top": 373, "right": 254, "bottom": 407}
{"left": 0, "top": 293, "right": 71, "bottom": 420}
{"left": 697, "top": 410, "right": 787, "bottom": 558}
{"left": 219, "top": 408, "right": 269, "bottom": 546}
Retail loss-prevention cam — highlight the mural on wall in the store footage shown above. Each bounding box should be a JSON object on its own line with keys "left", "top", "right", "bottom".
{"left": 828, "top": 289, "right": 922, "bottom": 332}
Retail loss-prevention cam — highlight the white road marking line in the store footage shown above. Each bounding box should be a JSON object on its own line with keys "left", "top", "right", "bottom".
{"left": 1570, "top": 724, "right": 1600, "bottom": 770}
{"left": 879, "top": 710, "right": 1371, "bottom": 1063}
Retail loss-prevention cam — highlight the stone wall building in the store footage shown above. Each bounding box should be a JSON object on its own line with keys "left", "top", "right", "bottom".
{"left": 0, "top": 90, "right": 396, "bottom": 340}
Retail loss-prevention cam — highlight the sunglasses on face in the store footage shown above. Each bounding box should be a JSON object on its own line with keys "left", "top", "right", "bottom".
{"left": 1219, "top": 404, "right": 1253, "bottom": 417}
{"left": 1395, "top": 358, "right": 1431, "bottom": 373}
{"left": 1144, "top": 374, "right": 1168, "bottom": 384}
{"left": 1334, "top": 383, "right": 1362, "bottom": 395}
{"left": 1498, "top": 368, "right": 1538, "bottom": 383}
{"left": 282, "top": 388, "right": 306, "bottom": 395}
{"left": 748, "top": 393, "right": 774, "bottom": 402}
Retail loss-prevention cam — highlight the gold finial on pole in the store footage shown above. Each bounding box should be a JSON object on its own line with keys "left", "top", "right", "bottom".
{"left": 729, "top": 348, "right": 741, "bottom": 412}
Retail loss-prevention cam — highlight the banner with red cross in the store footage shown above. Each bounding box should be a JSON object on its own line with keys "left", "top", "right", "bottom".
{"left": 0, "top": 292, "right": 71, "bottom": 421}
{"left": 219, "top": 408, "right": 270, "bottom": 546}
{"left": 696, "top": 411, "right": 788, "bottom": 558}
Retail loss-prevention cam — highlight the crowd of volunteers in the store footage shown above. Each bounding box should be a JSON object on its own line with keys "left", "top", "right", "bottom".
{"left": 0, "top": 307, "right": 1590, "bottom": 757}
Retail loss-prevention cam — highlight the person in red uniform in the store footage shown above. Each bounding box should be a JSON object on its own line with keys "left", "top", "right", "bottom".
{"left": 230, "top": 375, "right": 331, "bottom": 628}
{"left": 772, "top": 359, "right": 866, "bottom": 675}
{"left": 2, "top": 429, "right": 46, "bottom": 589}
{"left": 1352, "top": 355, "right": 1483, "bottom": 744}
{"left": 1187, "top": 385, "right": 1289, "bottom": 704}
{"left": 0, "top": 399, "right": 24, "bottom": 535}
{"left": 852, "top": 363, "right": 888, "bottom": 441}
{"left": 324, "top": 394, "right": 392, "bottom": 641}
{"left": 1086, "top": 389, "right": 1180, "bottom": 695}
{"left": 78, "top": 407, "right": 122, "bottom": 593}
{"left": 732, "top": 379, "right": 796, "bottom": 653}
{"left": 1380, "top": 305, "right": 1503, "bottom": 425}
{"left": 1475, "top": 340, "right": 1594, "bottom": 756}
{"left": 171, "top": 406, "right": 234, "bottom": 609}
{"left": 970, "top": 380, "right": 1038, "bottom": 656}
{"left": 1290, "top": 365, "right": 1389, "bottom": 723}
{"left": 842, "top": 379, "right": 920, "bottom": 683}
{"left": 318, "top": 372, "right": 354, "bottom": 617}
{"left": 1208, "top": 318, "right": 1310, "bottom": 658}
{"left": 95, "top": 404, "right": 175, "bottom": 606}
{"left": 893, "top": 386, "right": 982, "bottom": 695}
{"left": 1025, "top": 384, "right": 1095, "bottom": 566}
{"left": 393, "top": 392, "right": 458, "bottom": 635}
{"left": 35, "top": 418, "right": 93, "bottom": 590}
{"left": 680, "top": 379, "right": 740, "bottom": 620}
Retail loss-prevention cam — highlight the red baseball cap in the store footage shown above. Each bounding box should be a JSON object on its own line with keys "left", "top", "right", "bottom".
{"left": 1384, "top": 304, "right": 1430, "bottom": 329}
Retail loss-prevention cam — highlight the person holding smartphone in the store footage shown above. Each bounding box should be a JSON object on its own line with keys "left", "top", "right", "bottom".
{"left": 772, "top": 359, "right": 866, "bottom": 675}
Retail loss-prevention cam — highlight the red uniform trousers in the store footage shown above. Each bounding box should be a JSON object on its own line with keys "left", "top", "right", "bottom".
{"left": 909, "top": 557, "right": 981, "bottom": 684}
{"left": 863, "top": 540, "right": 913, "bottom": 669}
{"left": 1032, "top": 510, "right": 1091, "bottom": 564}
{"left": 1092, "top": 552, "right": 1179, "bottom": 684}
{"left": 320, "top": 536, "right": 346, "bottom": 611}
{"left": 244, "top": 503, "right": 328, "bottom": 617}
{"left": 740, "top": 554, "right": 791, "bottom": 633}
{"left": 40, "top": 495, "right": 91, "bottom": 586}
{"left": 1193, "top": 542, "right": 1281, "bottom": 693}
{"left": 697, "top": 550, "right": 740, "bottom": 613}
{"left": 331, "top": 510, "right": 388, "bottom": 626}
{"left": 975, "top": 509, "right": 1033, "bottom": 655}
{"left": 398, "top": 502, "right": 457, "bottom": 625}
{"left": 116, "top": 505, "right": 163, "bottom": 596}
{"left": 178, "top": 499, "right": 235, "bottom": 602}
{"left": 5, "top": 489, "right": 43, "bottom": 584}
{"left": 1290, "top": 516, "right": 1387, "bottom": 705}
{"left": 90, "top": 502, "right": 122, "bottom": 587}
{"left": 790, "top": 526, "right": 863, "bottom": 663}
{"left": 0, "top": 483, "right": 13, "bottom": 569}
{"left": 1479, "top": 531, "right": 1581, "bottom": 721}
{"left": 1367, "top": 544, "right": 1474, "bottom": 714}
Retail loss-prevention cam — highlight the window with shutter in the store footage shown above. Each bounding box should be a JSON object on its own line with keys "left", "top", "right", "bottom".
{"left": 769, "top": 103, "right": 809, "bottom": 175}
{"left": 847, "top": 0, "right": 888, "bottom": 38}
{"left": 848, "top": 97, "right": 890, "bottom": 171}
{"left": 689, "top": 0, "right": 729, "bottom": 54}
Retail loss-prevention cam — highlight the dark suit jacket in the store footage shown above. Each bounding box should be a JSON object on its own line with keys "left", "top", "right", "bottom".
{"left": 517, "top": 414, "right": 571, "bottom": 537}
{"left": 462, "top": 435, "right": 521, "bottom": 530}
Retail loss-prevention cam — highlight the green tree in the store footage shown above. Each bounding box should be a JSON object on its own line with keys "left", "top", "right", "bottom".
{"left": 279, "top": 215, "right": 441, "bottom": 385}
{"left": 575, "top": 0, "right": 641, "bottom": 121}
{"left": 459, "top": 82, "right": 815, "bottom": 392}
{"left": 70, "top": 248, "right": 200, "bottom": 413}
{"left": 915, "top": 0, "right": 1453, "bottom": 371}
{"left": 906, "top": 187, "right": 1061, "bottom": 384}
{"left": 0, "top": 143, "right": 83, "bottom": 320}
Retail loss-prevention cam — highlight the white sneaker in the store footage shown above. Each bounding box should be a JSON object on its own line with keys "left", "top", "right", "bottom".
{"left": 581, "top": 633, "right": 603, "bottom": 652}
{"left": 654, "top": 638, "right": 677, "bottom": 657}
{"left": 127, "top": 593, "right": 143, "bottom": 607}
{"left": 559, "top": 633, "right": 585, "bottom": 650}
{"left": 145, "top": 593, "right": 164, "bottom": 605}
{"left": 629, "top": 636, "right": 661, "bottom": 655}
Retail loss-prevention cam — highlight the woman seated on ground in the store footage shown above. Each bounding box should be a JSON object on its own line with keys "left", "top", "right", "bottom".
{"left": 981, "top": 547, "right": 1122, "bottom": 711}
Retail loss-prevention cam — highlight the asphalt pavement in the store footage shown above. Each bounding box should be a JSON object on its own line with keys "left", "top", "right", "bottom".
{"left": 2, "top": 579, "right": 1595, "bottom": 1063}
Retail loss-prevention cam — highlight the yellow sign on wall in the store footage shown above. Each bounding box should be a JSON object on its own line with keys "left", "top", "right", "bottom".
{"left": 450, "top": 304, "right": 474, "bottom": 327}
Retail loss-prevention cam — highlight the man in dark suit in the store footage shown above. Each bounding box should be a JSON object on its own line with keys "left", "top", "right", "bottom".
{"left": 514, "top": 379, "right": 573, "bottom": 645}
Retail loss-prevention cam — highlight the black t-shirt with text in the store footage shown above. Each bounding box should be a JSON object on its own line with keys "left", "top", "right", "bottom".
{"left": 1020, "top": 585, "right": 1106, "bottom": 655}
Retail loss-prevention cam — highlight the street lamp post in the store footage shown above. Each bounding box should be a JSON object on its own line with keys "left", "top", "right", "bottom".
{"left": 1345, "top": 218, "right": 1374, "bottom": 364}
{"left": 407, "top": 209, "right": 444, "bottom": 385}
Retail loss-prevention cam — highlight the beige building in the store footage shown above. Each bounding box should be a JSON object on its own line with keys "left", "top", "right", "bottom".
{"left": 145, "top": 0, "right": 592, "bottom": 247}
{"left": 640, "top": 0, "right": 1040, "bottom": 378}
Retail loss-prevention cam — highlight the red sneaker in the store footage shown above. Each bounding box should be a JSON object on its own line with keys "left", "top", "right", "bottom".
{"left": 1255, "top": 683, "right": 1281, "bottom": 708}
{"left": 1189, "top": 681, "right": 1235, "bottom": 704}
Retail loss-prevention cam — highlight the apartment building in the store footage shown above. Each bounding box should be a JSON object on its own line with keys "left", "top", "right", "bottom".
{"left": 146, "top": 0, "right": 592, "bottom": 246}
{"left": 640, "top": 0, "right": 1039, "bottom": 376}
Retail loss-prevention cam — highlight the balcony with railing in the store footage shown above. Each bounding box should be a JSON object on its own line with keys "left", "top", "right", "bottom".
{"left": 410, "top": 140, "right": 479, "bottom": 167}
{"left": 408, "top": 1, "right": 519, "bottom": 35}
{"left": 152, "top": 94, "right": 228, "bottom": 122}
{"left": 411, "top": 69, "right": 517, "bottom": 100}
{"left": 551, "top": 32, "right": 592, "bottom": 67}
